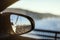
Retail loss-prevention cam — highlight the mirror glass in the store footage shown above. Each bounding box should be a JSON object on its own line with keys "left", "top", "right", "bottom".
{"left": 10, "top": 14, "right": 32, "bottom": 34}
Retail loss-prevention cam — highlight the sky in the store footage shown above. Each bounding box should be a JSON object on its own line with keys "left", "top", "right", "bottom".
{"left": 8, "top": 0, "right": 60, "bottom": 15}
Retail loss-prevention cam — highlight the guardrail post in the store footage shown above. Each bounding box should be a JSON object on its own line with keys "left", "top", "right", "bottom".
{"left": 55, "top": 33, "right": 57, "bottom": 40}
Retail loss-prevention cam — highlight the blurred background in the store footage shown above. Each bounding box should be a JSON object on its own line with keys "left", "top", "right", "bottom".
{"left": 3, "top": 0, "right": 60, "bottom": 40}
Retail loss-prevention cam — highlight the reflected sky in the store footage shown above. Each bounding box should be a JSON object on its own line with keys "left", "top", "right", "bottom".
{"left": 10, "top": 14, "right": 31, "bottom": 26}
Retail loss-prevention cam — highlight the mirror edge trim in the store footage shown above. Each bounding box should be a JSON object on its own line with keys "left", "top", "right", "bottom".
{"left": 3, "top": 12, "right": 35, "bottom": 35}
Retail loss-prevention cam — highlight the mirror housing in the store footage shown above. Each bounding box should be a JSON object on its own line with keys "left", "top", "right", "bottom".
{"left": 0, "top": 0, "right": 18, "bottom": 12}
{"left": 2, "top": 12, "right": 35, "bottom": 35}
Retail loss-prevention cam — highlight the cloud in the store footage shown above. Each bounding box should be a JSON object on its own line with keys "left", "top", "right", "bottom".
{"left": 9, "top": 0, "right": 60, "bottom": 15}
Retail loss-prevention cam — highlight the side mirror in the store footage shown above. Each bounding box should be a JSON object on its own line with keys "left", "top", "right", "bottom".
{"left": 3, "top": 12, "right": 35, "bottom": 35}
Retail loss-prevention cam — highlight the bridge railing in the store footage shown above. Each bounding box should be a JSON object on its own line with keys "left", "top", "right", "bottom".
{"left": 34, "top": 29, "right": 60, "bottom": 40}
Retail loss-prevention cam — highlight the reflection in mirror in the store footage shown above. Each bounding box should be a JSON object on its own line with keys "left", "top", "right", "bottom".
{"left": 10, "top": 14, "right": 32, "bottom": 34}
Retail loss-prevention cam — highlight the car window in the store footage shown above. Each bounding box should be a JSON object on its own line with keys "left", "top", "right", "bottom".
{"left": 8, "top": 0, "right": 60, "bottom": 40}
